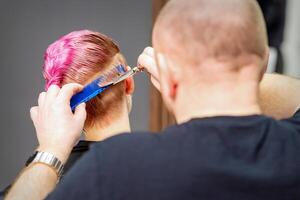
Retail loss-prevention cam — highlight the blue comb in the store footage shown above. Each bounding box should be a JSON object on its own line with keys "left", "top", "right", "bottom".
{"left": 70, "top": 64, "right": 126, "bottom": 111}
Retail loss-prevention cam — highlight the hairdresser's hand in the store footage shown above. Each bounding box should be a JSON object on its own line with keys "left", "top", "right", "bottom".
{"left": 138, "top": 47, "right": 161, "bottom": 91}
{"left": 30, "top": 84, "right": 87, "bottom": 164}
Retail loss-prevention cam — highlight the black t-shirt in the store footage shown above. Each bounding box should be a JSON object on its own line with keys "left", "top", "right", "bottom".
{"left": 64, "top": 141, "right": 95, "bottom": 173}
{"left": 47, "top": 110, "right": 300, "bottom": 200}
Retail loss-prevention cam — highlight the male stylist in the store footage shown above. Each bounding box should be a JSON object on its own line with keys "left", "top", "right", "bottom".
{"left": 6, "top": 0, "right": 300, "bottom": 199}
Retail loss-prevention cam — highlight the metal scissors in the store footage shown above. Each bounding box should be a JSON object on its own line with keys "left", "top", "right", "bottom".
{"left": 112, "top": 66, "right": 143, "bottom": 85}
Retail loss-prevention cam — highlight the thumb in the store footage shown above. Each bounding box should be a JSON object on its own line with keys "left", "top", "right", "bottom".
{"left": 30, "top": 106, "right": 38, "bottom": 125}
{"left": 74, "top": 103, "right": 87, "bottom": 123}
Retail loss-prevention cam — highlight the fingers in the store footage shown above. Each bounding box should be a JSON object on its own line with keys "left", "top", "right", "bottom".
{"left": 74, "top": 103, "right": 87, "bottom": 122}
{"left": 143, "top": 46, "right": 154, "bottom": 57}
{"left": 57, "top": 83, "right": 83, "bottom": 105}
{"left": 30, "top": 106, "right": 38, "bottom": 125}
{"left": 45, "top": 85, "right": 60, "bottom": 106}
{"left": 138, "top": 51, "right": 159, "bottom": 79}
{"left": 46, "top": 85, "right": 60, "bottom": 97}
{"left": 38, "top": 92, "right": 46, "bottom": 107}
{"left": 138, "top": 47, "right": 162, "bottom": 91}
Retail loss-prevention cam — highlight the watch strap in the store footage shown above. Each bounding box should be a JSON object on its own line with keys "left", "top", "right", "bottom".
{"left": 32, "top": 151, "right": 64, "bottom": 178}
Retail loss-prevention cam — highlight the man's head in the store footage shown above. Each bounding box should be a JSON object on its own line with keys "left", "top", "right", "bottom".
{"left": 43, "top": 30, "right": 134, "bottom": 129}
{"left": 152, "top": 0, "right": 269, "bottom": 115}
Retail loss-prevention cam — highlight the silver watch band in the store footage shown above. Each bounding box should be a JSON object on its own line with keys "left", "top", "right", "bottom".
{"left": 32, "top": 151, "right": 64, "bottom": 178}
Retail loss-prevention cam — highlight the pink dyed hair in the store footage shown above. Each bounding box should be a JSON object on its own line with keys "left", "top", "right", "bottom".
{"left": 44, "top": 30, "right": 121, "bottom": 90}
{"left": 43, "top": 30, "right": 126, "bottom": 127}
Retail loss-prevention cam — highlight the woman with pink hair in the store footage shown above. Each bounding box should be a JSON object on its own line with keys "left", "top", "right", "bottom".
{"left": 1, "top": 30, "right": 135, "bottom": 195}
{"left": 43, "top": 29, "right": 135, "bottom": 168}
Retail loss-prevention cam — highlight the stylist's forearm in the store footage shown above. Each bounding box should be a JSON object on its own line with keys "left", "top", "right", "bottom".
{"left": 6, "top": 147, "right": 71, "bottom": 200}
{"left": 6, "top": 84, "right": 87, "bottom": 199}
{"left": 6, "top": 164, "right": 58, "bottom": 200}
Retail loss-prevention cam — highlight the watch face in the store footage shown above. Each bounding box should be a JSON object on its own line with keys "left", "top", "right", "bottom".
{"left": 25, "top": 151, "right": 38, "bottom": 166}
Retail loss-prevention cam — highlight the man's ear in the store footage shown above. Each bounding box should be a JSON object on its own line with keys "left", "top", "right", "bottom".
{"left": 125, "top": 66, "right": 135, "bottom": 95}
{"left": 157, "top": 53, "right": 178, "bottom": 100}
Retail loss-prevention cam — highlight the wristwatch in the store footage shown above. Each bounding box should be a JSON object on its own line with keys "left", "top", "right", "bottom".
{"left": 26, "top": 151, "right": 64, "bottom": 178}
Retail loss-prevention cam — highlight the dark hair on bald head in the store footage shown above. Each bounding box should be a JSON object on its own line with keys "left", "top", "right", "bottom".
{"left": 154, "top": 0, "right": 268, "bottom": 67}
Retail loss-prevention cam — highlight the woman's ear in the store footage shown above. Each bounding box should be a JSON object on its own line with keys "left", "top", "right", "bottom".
{"left": 125, "top": 66, "right": 135, "bottom": 95}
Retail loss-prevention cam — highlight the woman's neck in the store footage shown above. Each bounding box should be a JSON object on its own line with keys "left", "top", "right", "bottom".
{"left": 84, "top": 114, "right": 131, "bottom": 141}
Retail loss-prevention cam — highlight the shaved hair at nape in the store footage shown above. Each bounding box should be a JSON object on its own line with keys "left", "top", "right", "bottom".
{"left": 153, "top": 0, "right": 268, "bottom": 68}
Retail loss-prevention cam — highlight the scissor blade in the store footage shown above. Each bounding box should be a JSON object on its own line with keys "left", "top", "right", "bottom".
{"left": 113, "top": 67, "right": 140, "bottom": 85}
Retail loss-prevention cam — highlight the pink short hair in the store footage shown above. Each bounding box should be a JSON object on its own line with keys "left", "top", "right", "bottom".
{"left": 43, "top": 30, "right": 126, "bottom": 127}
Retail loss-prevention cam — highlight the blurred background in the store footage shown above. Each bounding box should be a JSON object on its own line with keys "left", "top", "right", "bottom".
{"left": 0, "top": 0, "right": 299, "bottom": 189}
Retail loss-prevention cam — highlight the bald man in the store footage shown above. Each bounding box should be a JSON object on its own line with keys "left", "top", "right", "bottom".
{"left": 6, "top": 0, "right": 300, "bottom": 199}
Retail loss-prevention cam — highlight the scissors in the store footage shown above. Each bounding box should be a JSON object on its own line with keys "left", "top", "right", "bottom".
{"left": 111, "top": 66, "right": 142, "bottom": 85}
